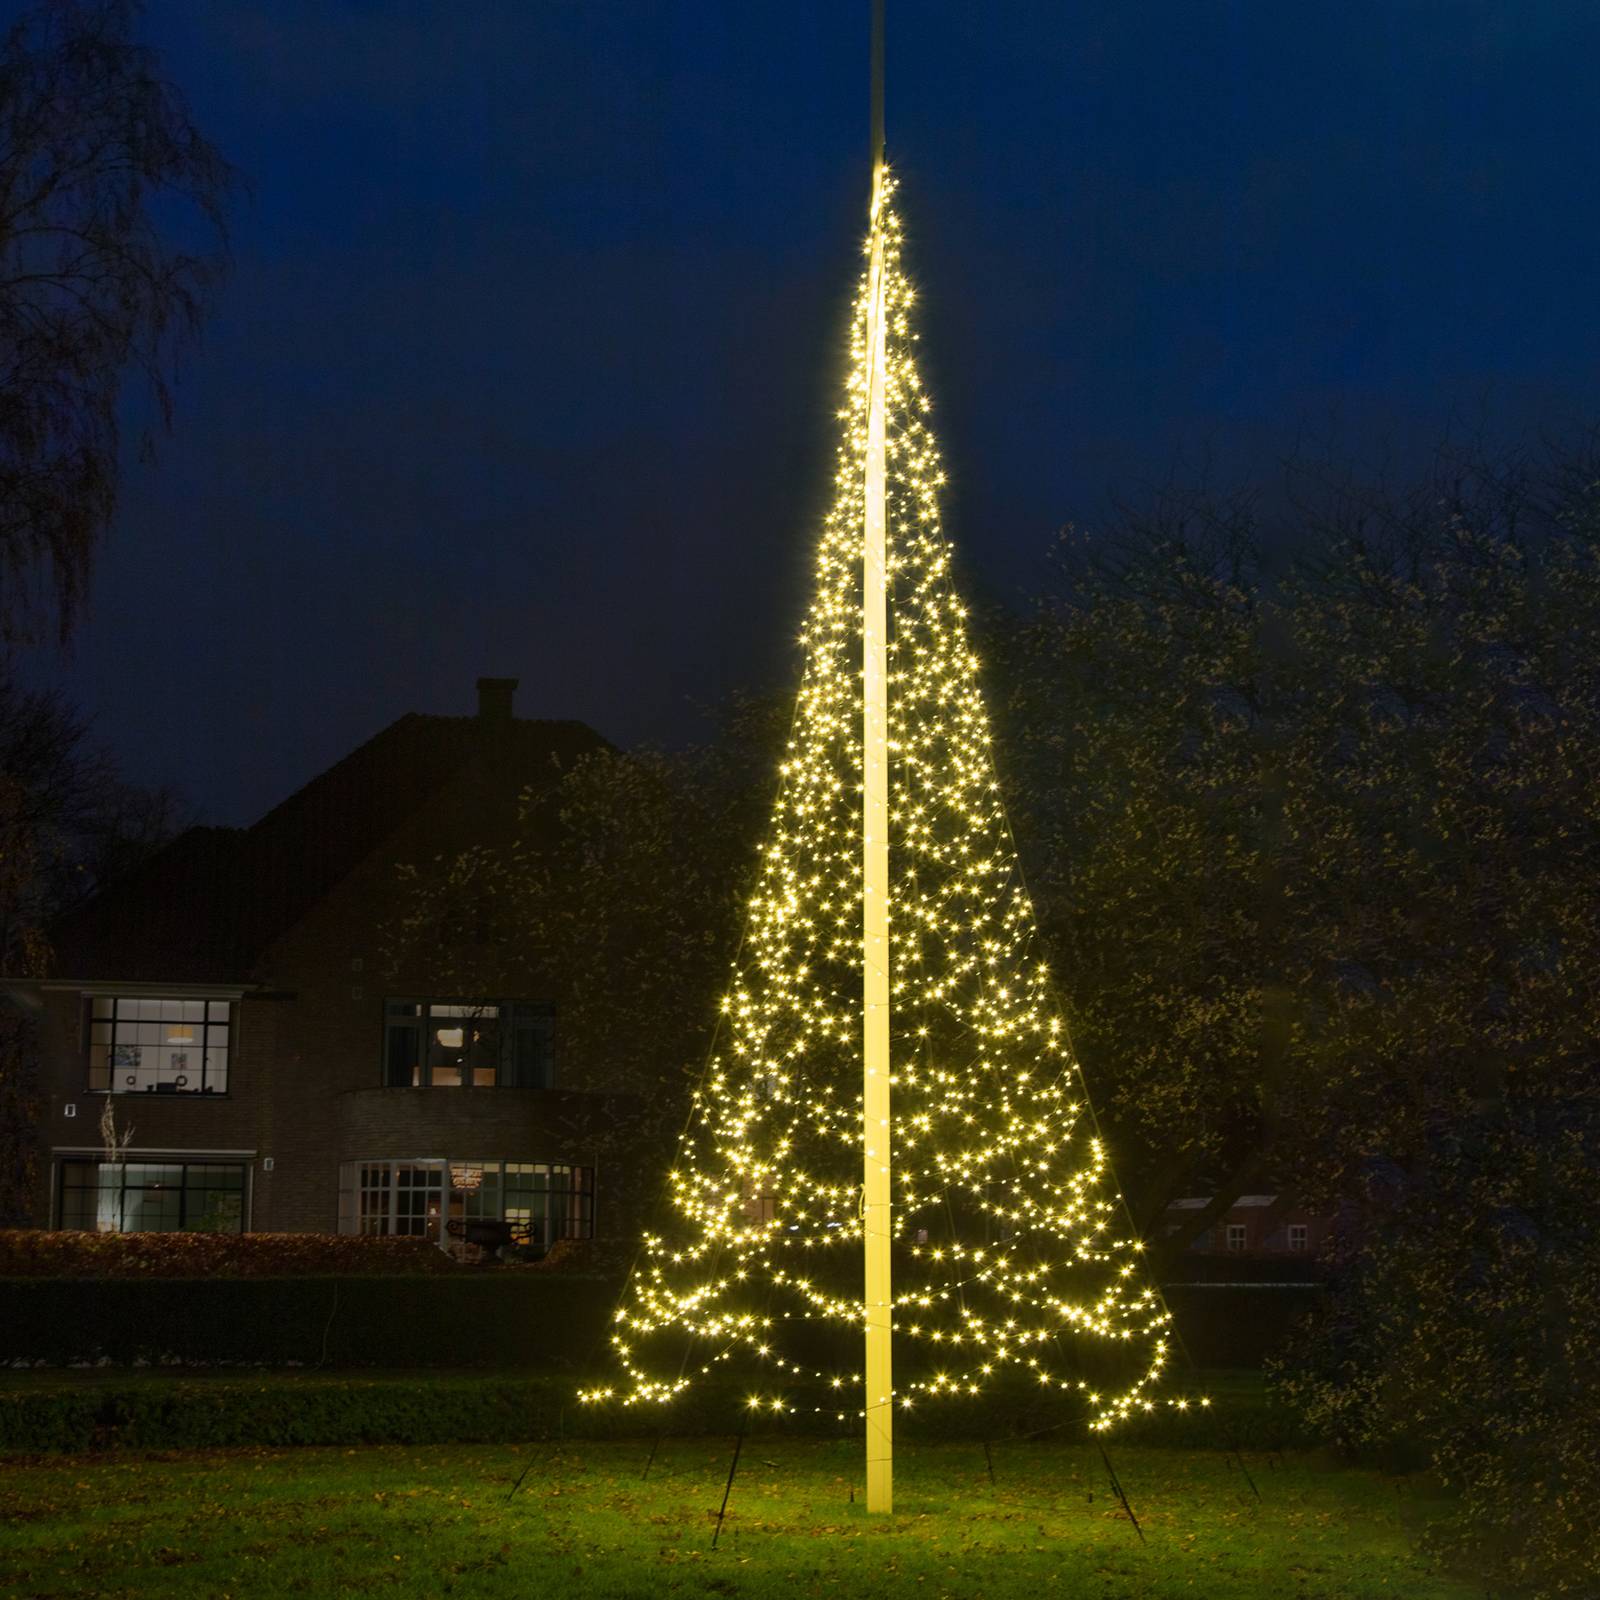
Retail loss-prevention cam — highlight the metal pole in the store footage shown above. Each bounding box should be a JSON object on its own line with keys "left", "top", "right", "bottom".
{"left": 862, "top": 0, "right": 893, "bottom": 1518}
{"left": 871, "top": 0, "right": 885, "bottom": 171}
{"left": 710, "top": 1425, "right": 746, "bottom": 1549}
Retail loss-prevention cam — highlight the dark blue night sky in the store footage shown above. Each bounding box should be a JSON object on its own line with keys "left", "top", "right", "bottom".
{"left": 26, "top": 1, "right": 1600, "bottom": 824}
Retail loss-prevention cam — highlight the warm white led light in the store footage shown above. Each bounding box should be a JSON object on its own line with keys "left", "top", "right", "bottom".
{"left": 582, "top": 172, "right": 1179, "bottom": 1433}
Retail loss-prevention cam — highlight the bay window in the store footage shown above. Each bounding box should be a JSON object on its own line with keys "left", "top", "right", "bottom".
{"left": 338, "top": 1158, "right": 593, "bottom": 1250}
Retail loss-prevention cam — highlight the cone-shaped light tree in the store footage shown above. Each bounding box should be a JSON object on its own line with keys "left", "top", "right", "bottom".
{"left": 584, "top": 171, "right": 1188, "bottom": 1492}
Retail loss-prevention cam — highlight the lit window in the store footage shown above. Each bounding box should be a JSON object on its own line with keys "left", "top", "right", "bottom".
{"left": 1225, "top": 1223, "right": 1247, "bottom": 1253}
{"left": 355, "top": 1160, "right": 444, "bottom": 1238}
{"left": 57, "top": 1158, "right": 244, "bottom": 1232}
{"left": 488, "top": 1162, "right": 594, "bottom": 1251}
{"left": 1287, "top": 1223, "right": 1309, "bottom": 1253}
{"left": 338, "top": 1159, "right": 593, "bottom": 1251}
{"left": 383, "top": 1000, "right": 553, "bottom": 1087}
{"left": 87, "top": 997, "right": 231, "bottom": 1095}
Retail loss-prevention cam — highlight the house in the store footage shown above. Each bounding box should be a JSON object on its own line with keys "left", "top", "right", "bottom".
{"left": 1164, "top": 1194, "right": 1332, "bottom": 1260}
{"left": 7, "top": 679, "right": 646, "bottom": 1253}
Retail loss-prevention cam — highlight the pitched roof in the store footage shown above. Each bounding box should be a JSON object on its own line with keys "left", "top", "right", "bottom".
{"left": 48, "top": 712, "right": 607, "bottom": 983}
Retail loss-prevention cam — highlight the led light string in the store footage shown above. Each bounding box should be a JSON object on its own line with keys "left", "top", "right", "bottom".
{"left": 593, "top": 641, "right": 818, "bottom": 1358}
{"left": 915, "top": 448, "right": 1209, "bottom": 1388}
{"left": 582, "top": 173, "right": 1197, "bottom": 1433}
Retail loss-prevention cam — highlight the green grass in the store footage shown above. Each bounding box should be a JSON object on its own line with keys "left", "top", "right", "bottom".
{"left": 0, "top": 1438, "right": 1481, "bottom": 1599}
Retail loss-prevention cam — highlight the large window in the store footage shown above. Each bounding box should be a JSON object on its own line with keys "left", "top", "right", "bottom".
{"left": 87, "top": 997, "right": 231, "bottom": 1095}
{"left": 338, "top": 1159, "right": 592, "bottom": 1251}
{"left": 456, "top": 1161, "right": 594, "bottom": 1249}
{"left": 57, "top": 1158, "right": 245, "bottom": 1233}
{"left": 356, "top": 1160, "right": 444, "bottom": 1237}
{"left": 382, "top": 1000, "right": 553, "bottom": 1088}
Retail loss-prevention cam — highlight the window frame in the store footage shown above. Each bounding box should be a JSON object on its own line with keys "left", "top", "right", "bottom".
{"left": 350, "top": 1158, "right": 448, "bottom": 1241}
{"left": 490, "top": 1161, "right": 594, "bottom": 1250}
{"left": 381, "top": 998, "right": 555, "bottom": 1089}
{"left": 337, "top": 1158, "right": 593, "bottom": 1251}
{"left": 1225, "top": 1222, "right": 1248, "bottom": 1253}
{"left": 84, "top": 995, "right": 235, "bottom": 1097}
{"left": 1287, "top": 1222, "right": 1310, "bottom": 1253}
{"left": 56, "top": 1155, "right": 249, "bottom": 1233}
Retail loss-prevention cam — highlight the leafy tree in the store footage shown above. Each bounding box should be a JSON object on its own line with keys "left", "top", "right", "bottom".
{"left": 1267, "top": 461, "right": 1600, "bottom": 1599}
{"left": 992, "top": 449, "right": 1599, "bottom": 1596}
{"left": 988, "top": 495, "right": 1266, "bottom": 1251}
{"left": 0, "top": 768, "right": 46, "bottom": 1224}
{"left": 0, "top": 0, "right": 236, "bottom": 640}
{"left": 0, "top": 678, "right": 179, "bottom": 967}
{"left": 0, "top": 674, "right": 181, "bottom": 1221}
{"left": 382, "top": 697, "right": 788, "bottom": 1239}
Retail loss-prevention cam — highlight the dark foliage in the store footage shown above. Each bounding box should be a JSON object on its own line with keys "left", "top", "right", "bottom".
{"left": 0, "top": 1367, "right": 1308, "bottom": 1454}
{"left": 0, "top": 1373, "right": 583, "bottom": 1453}
{"left": 990, "top": 444, "right": 1600, "bottom": 1598}
{"left": 0, "top": 1227, "right": 461, "bottom": 1277}
{"left": 383, "top": 693, "right": 790, "bottom": 1217}
{"left": 0, "top": 677, "right": 182, "bottom": 973}
{"left": 0, "top": 0, "right": 236, "bottom": 640}
{"left": 1271, "top": 1123, "right": 1599, "bottom": 1597}
{"left": 0, "top": 676, "right": 182, "bottom": 1222}
{"left": 0, "top": 1272, "right": 619, "bottom": 1368}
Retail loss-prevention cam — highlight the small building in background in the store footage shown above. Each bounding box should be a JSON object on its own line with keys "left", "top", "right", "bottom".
{"left": 1164, "top": 1193, "right": 1333, "bottom": 1259}
{"left": 1158, "top": 1193, "right": 1334, "bottom": 1366}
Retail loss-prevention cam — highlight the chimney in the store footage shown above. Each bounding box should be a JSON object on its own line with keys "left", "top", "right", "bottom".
{"left": 476, "top": 677, "right": 518, "bottom": 724}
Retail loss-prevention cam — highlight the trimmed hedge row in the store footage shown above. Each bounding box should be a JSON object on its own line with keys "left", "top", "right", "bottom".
{"left": 0, "top": 1274, "right": 619, "bottom": 1369}
{"left": 0, "top": 1369, "right": 1318, "bottom": 1454}
{"left": 0, "top": 1274, "right": 1321, "bottom": 1373}
{"left": 0, "top": 1374, "right": 575, "bottom": 1453}
{"left": 1159, "top": 1282, "right": 1326, "bottom": 1367}
{"left": 0, "top": 1229, "right": 461, "bottom": 1277}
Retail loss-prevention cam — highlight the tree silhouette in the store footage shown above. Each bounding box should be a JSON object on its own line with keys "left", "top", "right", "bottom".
{"left": 0, "top": 0, "right": 236, "bottom": 640}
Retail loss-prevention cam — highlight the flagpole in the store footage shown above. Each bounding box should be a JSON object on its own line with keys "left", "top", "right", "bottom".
{"left": 862, "top": 0, "right": 893, "bottom": 1518}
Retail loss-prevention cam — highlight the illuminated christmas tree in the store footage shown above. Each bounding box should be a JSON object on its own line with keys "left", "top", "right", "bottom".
{"left": 583, "top": 167, "right": 1190, "bottom": 1506}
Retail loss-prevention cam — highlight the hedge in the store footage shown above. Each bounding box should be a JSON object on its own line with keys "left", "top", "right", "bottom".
{"left": 0, "top": 1374, "right": 576, "bottom": 1453}
{"left": 0, "top": 1273, "right": 1321, "bottom": 1374}
{"left": 0, "top": 1273, "right": 619, "bottom": 1369}
{"left": 0, "top": 1230, "right": 462, "bottom": 1278}
{"left": 1158, "top": 1282, "right": 1326, "bottom": 1367}
{"left": 0, "top": 1373, "right": 555, "bottom": 1453}
{"left": 0, "top": 1369, "right": 1318, "bottom": 1454}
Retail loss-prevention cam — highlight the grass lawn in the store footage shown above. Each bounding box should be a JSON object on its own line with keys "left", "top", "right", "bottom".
{"left": 0, "top": 1436, "right": 1481, "bottom": 1600}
